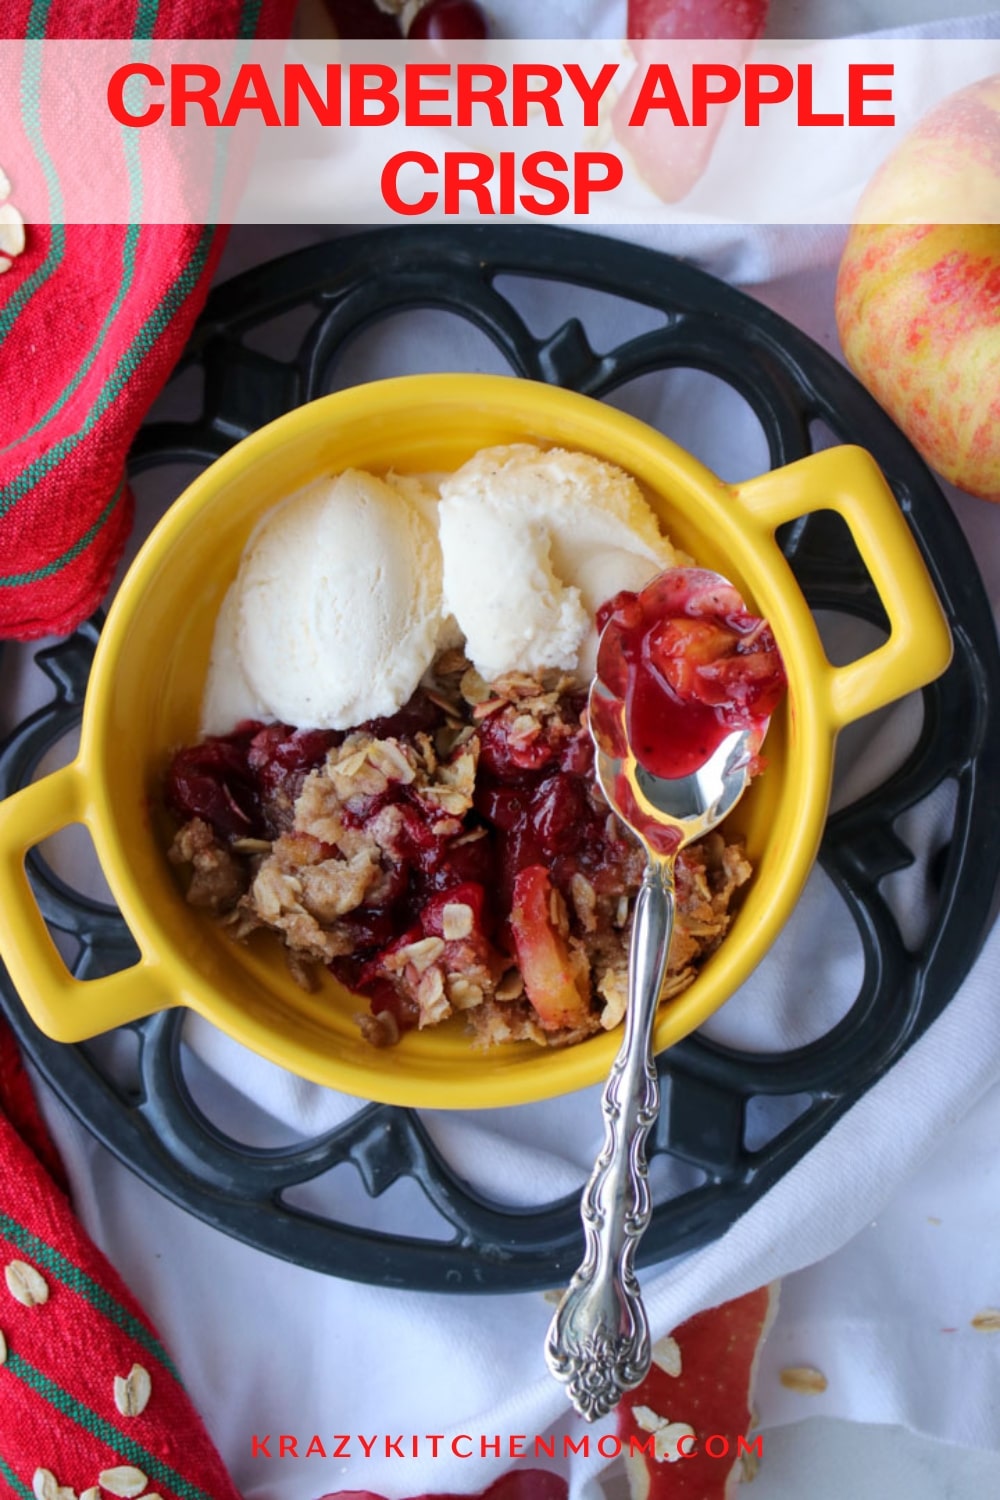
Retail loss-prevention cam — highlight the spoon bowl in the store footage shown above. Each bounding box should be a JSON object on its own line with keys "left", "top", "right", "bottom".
{"left": 545, "top": 569, "right": 779, "bottom": 1421}
{"left": 591, "top": 677, "right": 761, "bottom": 850}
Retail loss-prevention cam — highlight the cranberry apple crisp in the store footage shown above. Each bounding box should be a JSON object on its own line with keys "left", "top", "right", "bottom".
{"left": 166, "top": 650, "right": 752, "bottom": 1049}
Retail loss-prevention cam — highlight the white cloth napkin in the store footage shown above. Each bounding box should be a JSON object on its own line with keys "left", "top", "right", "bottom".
{"left": 5, "top": 7, "right": 1000, "bottom": 1500}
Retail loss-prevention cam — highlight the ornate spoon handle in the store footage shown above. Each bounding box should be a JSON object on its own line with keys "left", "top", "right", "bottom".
{"left": 545, "top": 857, "right": 676, "bottom": 1421}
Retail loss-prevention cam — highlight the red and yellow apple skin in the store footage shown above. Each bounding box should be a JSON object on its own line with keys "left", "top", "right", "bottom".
{"left": 850, "top": 76, "right": 1000, "bottom": 226}
{"left": 836, "top": 225, "right": 1000, "bottom": 502}
{"left": 834, "top": 77, "right": 1000, "bottom": 503}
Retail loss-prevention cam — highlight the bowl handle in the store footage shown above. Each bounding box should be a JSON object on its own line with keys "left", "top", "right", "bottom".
{"left": 0, "top": 762, "right": 176, "bottom": 1042}
{"left": 731, "top": 445, "right": 953, "bottom": 727}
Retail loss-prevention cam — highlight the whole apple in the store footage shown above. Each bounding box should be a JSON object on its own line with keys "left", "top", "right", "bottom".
{"left": 837, "top": 224, "right": 1000, "bottom": 500}
{"left": 835, "top": 78, "right": 1000, "bottom": 502}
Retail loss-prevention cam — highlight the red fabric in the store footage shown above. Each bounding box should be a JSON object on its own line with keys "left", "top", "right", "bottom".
{"left": 0, "top": 2, "right": 297, "bottom": 1493}
{"left": 0, "top": 0, "right": 298, "bottom": 641}
{"left": 0, "top": 1016, "right": 69, "bottom": 1196}
{"left": 0, "top": 1016, "right": 244, "bottom": 1500}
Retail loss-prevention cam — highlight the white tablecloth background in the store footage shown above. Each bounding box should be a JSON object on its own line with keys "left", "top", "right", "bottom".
{"left": 3, "top": 4, "right": 1000, "bottom": 1499}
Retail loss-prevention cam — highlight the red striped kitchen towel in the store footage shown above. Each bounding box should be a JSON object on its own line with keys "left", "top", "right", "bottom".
{"left": 0, "top": 0, "right": 297, "bottom": 642}
{"left": 0, "top": 1014, "right": 245, "bottom": 1500}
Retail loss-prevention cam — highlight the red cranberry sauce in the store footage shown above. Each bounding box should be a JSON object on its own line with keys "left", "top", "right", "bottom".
{"left": 165, "top": 722, "right": 342, "bottom": 840}
{"left": 594, "top": 569, "right": 787, "bottom": 780}
{"left": 474, "top": 690, "right": 628, "bottom": 907}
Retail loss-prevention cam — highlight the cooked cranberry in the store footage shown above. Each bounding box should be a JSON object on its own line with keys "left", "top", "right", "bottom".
{"left": 497, "top": 820, "right": 545, "bottom": 900}
{"left": 339, "top": 908, "right": 400, "bottom": 952}
{"left": 244, "top": 723, "right": 339, "bottom": 834}
{"left": 357, "top": 974, "right": 420, "bottom": 1031}
{"left": 340, "top": 789, "right": 395, "bottom": 829}
{"left": 370, "top": 859, "right": 410, "bottom": 910}
{"left": 290, "top": 726, "right": 342, "bottom": 764}
{"left": 228, "top": 718, "right": 270, "bottom": 746}
{"left": 359, "top": 691, "right": 446, "bottom": 743}
{"left": 421, "top": 881, "right": 488, "bottom": 938}
{"left": 247, "top": 723, "right": 339, "bottom": 774}
{"left": 477, "top": 713, "right": 558, "bottom": 777}
{"left": 361, "top": 923, "right": 422, "bottom": 976}
{"left": 329, "top": 953, "right": 363, "bottom": 990}
{"left": 393, "top": 800, "right": 446, "bottom": 870}
{"left": 172, "top": 737, "right": 250, "bottom": 785}
{"left": 596, "top": 589, "right": 643, "bottom": 635}
{"left": 245, "top": 724, "right": 287, "bottom": 768}
{"left": 321, "top": 0, "right": 401, "bottom": 37}
{"left": 434, "top": 829, "right": 495, "bottom": 889}
{"left": 408, "top": 0, "right": 489, "bottom": 39}
{"left": 558, "top": 725, "right": 594, "bottom": 775}
{"left": 530, "top": 773, "right": 589, "bottom": 858}
{"left": 165, "top": 741, "right": 259, "bottom": 838}
{"left": 475, "top": 784, "right": 528, "bottom": 830}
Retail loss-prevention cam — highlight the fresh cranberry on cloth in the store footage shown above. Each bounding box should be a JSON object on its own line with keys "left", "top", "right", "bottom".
{"left": 0, "top": 0, "right": 297, "bottom": 642}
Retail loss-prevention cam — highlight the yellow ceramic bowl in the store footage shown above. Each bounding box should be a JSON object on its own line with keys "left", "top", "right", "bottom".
{"left": 0, "top": 375, "right": 952, "bottom": 1108}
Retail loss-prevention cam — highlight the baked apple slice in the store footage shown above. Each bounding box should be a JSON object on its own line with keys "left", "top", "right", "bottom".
{"left": 509, "top": 867, "right": 591, "bottom": 1031}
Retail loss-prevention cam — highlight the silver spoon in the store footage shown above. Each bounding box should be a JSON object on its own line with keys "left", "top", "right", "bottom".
{"left": 544, "top": 571, "right": 774, "bottom": 1422}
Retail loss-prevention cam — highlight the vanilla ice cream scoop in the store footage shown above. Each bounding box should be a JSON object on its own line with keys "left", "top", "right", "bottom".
{"left": 200, "top": 583, "right": 267, "bottom": 736}
{"left": 438, "top": 444, "right": 679, "bottom": 684}
{"left": 205, "top": 470, "right": 443, "bottom": 732}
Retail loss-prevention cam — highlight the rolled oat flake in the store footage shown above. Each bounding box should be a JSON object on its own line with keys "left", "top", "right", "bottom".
{"left": 114, "top": 1363, "right": 152, "bottom": 1417}
{"left": 6, "top": 1260, "right": 49, "bottom": 1307}
{"left": 97, "top": 1467, "right": 148, "bottom": 1498}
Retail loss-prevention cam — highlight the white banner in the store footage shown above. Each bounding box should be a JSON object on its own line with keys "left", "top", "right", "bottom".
{"left": 0, "top": 38, "right": 998, "bottom": 223}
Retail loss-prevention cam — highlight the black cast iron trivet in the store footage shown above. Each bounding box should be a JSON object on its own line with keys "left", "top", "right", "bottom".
{"left": 2, "top": 226, "right": 999, "bottom": 1292}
